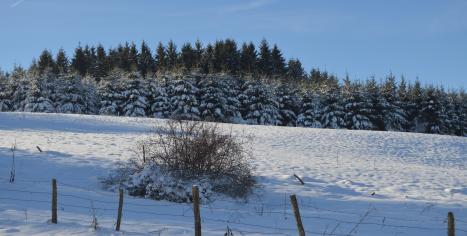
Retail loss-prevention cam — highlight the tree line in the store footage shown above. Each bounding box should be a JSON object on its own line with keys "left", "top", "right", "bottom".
{"left": 27, "top": 39, "right": 306, "bottom": 81}
{"left": 0, "top": 39, "right": 465, "bottom": 136}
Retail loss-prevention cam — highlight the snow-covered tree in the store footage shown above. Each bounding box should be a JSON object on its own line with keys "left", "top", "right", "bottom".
{"left": 320, "top": 85, "right": 345, "bottom": 129}
{"left": 120, "top": 75, "right": 148, "bottom": 117}
{"left": 198, "top": 77, "right": 228, "bottom": 122}
{"left": 54, "top": 75, "right": 89, "bottom": 114}
{"left": 238, "top": 80, "right": 281, "bottom": 125}
{"left": 380, "top": 76, "right": 407, "bottom": 131}
{"left": 168, "top": 77, "right": 200, "bottom": 120}
{"left": 277, "top": 83, "right": 301, "bottom": 126}
{"left": 98, "top": 72, "right": 125, "bottom": 116}
{"left": 342, "top": 79, "right": 373, "bottom": 130}
{"left": 0, "top": 75, "right": 12, "bottom": 111}
{"left": 296, "top": 91, "right": 322, "bottom": 128}
{"left": 22, "top": 76, "right": 55, "bottom": 112}
{"left": 148, "top": 79, "right": 171, "bottom": 118}
{"left": 418, "top": 86, "right": 447, "bottom": 134}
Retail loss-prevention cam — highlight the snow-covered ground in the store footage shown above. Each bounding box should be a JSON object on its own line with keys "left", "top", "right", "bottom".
{"left": 0, "top": 112, "right": 466, "bottom": 236}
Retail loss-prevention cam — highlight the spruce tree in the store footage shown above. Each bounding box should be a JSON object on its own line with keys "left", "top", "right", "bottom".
{"left": 22, "top": 75, "right": 55, "bottom": 112}
{"left": 180, "top": 43, "right": 196, "bottom": 71}
{"left": 271, "top": 44, "right": 287, "bottom": 77}
{"left": 168, "top": 77, "right": 200, "bottom": 120}
{"left": 342, "top": 78, "right": 373, "bottom": 130}
{"left": 155, "top": 42, "right": 167, "bottom": 73}
{"left": 139, "top": 41, "right": 154, "bottom": 77}
{"left": 120, "top": 74, "right": 148, "bottom": 117}
{"left": 38, "top": 50, "right": 55, "bottom": 74}
{"left": 238, "top": 80, "right": 281, "bottom": 125}
{"left": 240, "top": 42, "right": 257, "bottom": 75}
{"left": 0, "top": 75, "right": 12, "bottom": 111}
{"left": 94, "top": 44, "right": 109, "bottom": 79}
{"left": 418, "top": 86, "right": 447, "bottom": 134}
{"left": 287, "top": 59, "right": 306, "bottom": 80}
{"left": 277, "top": 83, "right": 301, "bottom": 126}
{"left": 55, "top": 48, "right": 69, "bottom": 75}
{"left": 198, "top": 76, "right": 228, "bottom": 122}
{"left": 257, "top": 39, "right": 272, "bottom": 76}
{"left": 71, "top": 46, "right": 87, "bottom": 76}
{"left": 149, "top": 78, "right": 171, "bottom": 118}
{"left": 55, "top": 75, "right": 89, "bottom": 114}
{"left": 380, "top": 75, "right": 407, "bottom": 131}
{"left": 166, "top": 40, "right": 178, "bottom": 71}
{"left": 297, "top": 91, "right": 322, "bottom": 128}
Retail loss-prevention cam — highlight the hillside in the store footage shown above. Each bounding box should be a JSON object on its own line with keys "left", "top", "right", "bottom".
{"left": 0, "top": 112, "right": 466, "bottom": 235}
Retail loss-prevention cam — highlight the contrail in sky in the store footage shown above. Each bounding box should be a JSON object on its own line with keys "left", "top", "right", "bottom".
{"left": 10, "top": 0, "right": 26, "bottom": 8}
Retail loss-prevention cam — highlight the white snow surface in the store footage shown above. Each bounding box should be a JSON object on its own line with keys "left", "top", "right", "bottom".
{"left": 0, "top": 112, "right": 466, "bottom": 236}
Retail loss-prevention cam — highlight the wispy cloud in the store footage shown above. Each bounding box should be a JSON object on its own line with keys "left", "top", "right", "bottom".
{"left": 220, "top": 0, "right": 275, "bottom": 13}
{"left": 10, "top": 0, "right": 26, "bottom": 8}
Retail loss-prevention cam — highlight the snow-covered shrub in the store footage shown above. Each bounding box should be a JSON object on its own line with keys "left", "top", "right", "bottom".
{"left": 103, "top": 119, "right": 255, "bottom": 203}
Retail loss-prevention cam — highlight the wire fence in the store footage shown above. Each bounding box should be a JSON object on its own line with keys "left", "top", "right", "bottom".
{"left": 0, "top": 178, "right": 466, "bottom": 235}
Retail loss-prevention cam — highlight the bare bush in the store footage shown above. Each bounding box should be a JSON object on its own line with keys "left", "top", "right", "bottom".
{"left": 103, "top": 119, "right": 256, "bottom": 202}
{"left": 145, "top": 119, "right": 255, "bottom": 198}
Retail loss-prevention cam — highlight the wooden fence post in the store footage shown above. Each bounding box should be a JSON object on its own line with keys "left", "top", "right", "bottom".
{"left": 51, "top": 178, "right": 57, "bottom": 224}
{"left": 448, "top": 212, "right": 455, "bottom": 236}
{"left": 116, "top": 189, "right": 124, "bottom": 231}
{"left": 192, "top": 185, "right": 201, "bottom": 236}
{"left": 290, "top": 194, "right": 305, "bottom": 236}
{"left": 142, "top": 145, "right": 146, "bottom": 163}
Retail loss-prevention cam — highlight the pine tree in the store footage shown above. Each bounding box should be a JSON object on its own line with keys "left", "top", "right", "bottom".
{"left": 55, "top": 48, "right": 69, "bottom": 75}
{"left": 341, "top": 78, "right": 373, "bottom": 130}
{"left": 238, "top": 80, "right": 281, "bottom": 125}
{"left": 180, "top": 43, "right": 196, "bottom": 71}
{"left": 320, "top": 85, "right": 345, "bottom": 129}
{"left": 201, "top": 44, "right": 215, "bottom": 74}
{"left": 418, "top": 86, "right": 447, "bottom": 134}
{"left": 287, "top": 59, "right": 306, "bottom": 80}
{"left": 155, "top": 42, "right": 167, "bottom": 73}
{"left": 297, "top": 91, "right": 322, "bottom": 128}
{"left": 380, "top": 75, "right": 407, "bottom": 131}
{"left": 257, "top": 39, "right": 272, "bottom": 76}
{"left": 365, "top": 78, "right": 384, "bottom": 130}
{"left": 54, "top": 75, "right": 89, "bottom": 114}
{"left": 38, "top": 50, "right": 55, "bottom": 74}
{"left": 198, "top": 76, "right": 232, "bottom": 122}
{"left": 0, "top": 75, "right": 12, "bottom": 111}
{"left": 72, "top": 46, "right": 87, "bottom": 76}
{"left": 240, "top": 42, "right": 257, "bottom": 75}
{"left": 22, "top": 76, "right": 55, "bottom": 112}
{"left": 166, "top": 40, "right": 178, "bottom": 71}
{"left": 120, "top": 75, "right": 148, "bottom": 117}
{"left": 407, "top": 79, "right": 423, "bottom": 131}
{"left": 277, "top": 83, "right": 301, "bottom": 126}
{"left": 98, "top": 71, "right": 125, "bottom": 116}
{"left": 139, "top": 41, "right": 154, "bottom": 77}
{"left": 168, "top": 77, "right": 200, "bottom": 120}
{"left": 271, "top": 45, "right": 287, "bottom": 77}
{"left": 149, "top": 78, "right": 171, "bottom": 118}
{"left": 194, "top": 39, "right": 204, "bottom": 70}
{"left": 94, "top": 44, "right": 109, "bottom": 79}
{"left": 128, "top": 42, "right": 139, "bottom": 72}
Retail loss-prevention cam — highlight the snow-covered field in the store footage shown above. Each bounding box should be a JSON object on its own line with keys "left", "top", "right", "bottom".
{"left": 0, "top": 112, "right": 466, "bottom": 236}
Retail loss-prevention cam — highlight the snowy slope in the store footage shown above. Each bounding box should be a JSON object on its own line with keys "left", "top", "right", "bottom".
{"left": 0, "top": 112, "right": 466, "bottom": 236}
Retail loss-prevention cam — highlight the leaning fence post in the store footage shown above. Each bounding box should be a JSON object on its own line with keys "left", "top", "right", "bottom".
{"left": 51, "top": 178, "right": 57, "bottom": 224}
{"left": 290, "top": 194, "right": 305, "bottom": 236}
{"left": 448, "top": 212, "right": 455, "bottom": 236}
{"left": 116, "top": 189, "right": 124, "bottom": 231}
{"left": 192, "top": 185, "right": 201, "bottom": 236}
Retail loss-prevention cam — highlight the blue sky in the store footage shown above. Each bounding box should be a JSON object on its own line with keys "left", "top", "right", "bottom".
{"left": 0, "top": 0, "right": 466, "bottom": 88}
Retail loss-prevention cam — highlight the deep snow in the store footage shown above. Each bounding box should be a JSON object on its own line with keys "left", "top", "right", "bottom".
{"left": 0, "top": 112, "right": 466, "bottom": 235}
